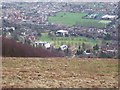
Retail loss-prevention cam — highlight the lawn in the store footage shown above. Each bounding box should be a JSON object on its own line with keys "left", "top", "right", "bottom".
{"left": 38, "top": 33, "right": 99, "bottom": 48}
{"left": 48, "top": 12, "right": 111, "bottom": 28}
{"left": 2, "top": 57, "right": 118, "bottom": 88}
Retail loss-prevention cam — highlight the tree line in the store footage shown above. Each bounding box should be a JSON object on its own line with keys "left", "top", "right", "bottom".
{"left": 2, "top": 37, "right": 63, "bottom": 57}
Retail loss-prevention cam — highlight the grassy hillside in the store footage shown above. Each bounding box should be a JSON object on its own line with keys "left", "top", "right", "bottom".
{"left": 2, "top": 57, "right": 118, "bottom": 88}
{"left": 48, "top": 12, "right": 111, "bottom": 28}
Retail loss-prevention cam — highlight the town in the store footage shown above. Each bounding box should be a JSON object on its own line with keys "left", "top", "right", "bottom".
{"left": 1, "top": 2, "right": 119, "bottom": 58}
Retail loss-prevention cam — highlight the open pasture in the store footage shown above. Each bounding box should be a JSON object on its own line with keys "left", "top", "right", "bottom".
{"left": 48, "top": 12, "right": 111, "bottom": 28}
{"left": 2, "top": 57, "right": 118, "bottom": 88}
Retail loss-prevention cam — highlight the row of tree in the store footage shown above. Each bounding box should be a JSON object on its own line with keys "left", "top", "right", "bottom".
{"left": 75, "top": 43, "right": 99, "bottom": 56}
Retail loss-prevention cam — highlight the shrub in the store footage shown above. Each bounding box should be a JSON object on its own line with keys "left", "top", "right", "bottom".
{"left": 2, "top": 37, "right": 63, "bottom": 57}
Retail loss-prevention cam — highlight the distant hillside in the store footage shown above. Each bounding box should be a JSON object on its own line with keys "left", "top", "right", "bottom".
{"left": 2, "top": 0, "right": 119, "bottom": 2}
{"left": 2, "top": 37, "right": 63, "bottom": 57}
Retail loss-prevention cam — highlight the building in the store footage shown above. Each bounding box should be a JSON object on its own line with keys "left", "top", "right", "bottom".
{"left": 56, "top": 30, "right": 69, "bottom": 37}
{"left": 102, "top": 15, "right": 118, "bottom": 20}
{"left": 34, "top": 41, "right": 51, "bottom": 49}
{"left": 60, "top": 45, "right": 68, "bottom": 51}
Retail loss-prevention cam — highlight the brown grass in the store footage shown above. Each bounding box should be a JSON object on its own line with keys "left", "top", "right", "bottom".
{"left": 2, "top": 57, "right": 119, "bottom": 88}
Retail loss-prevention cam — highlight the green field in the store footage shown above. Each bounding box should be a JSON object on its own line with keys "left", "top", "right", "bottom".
{"left": 48, "top": 12, "right": 111, "bottom": 28}
{"left": 38, "top": 33, "right": 100, "bottom": 48}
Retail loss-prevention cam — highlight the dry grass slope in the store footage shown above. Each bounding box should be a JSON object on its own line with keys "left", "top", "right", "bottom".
{"left": 2, "top": 57, "right": 119, "bottom": 88}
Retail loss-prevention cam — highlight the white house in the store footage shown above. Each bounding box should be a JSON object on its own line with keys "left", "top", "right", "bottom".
{"left": 83, "top": 51, "right": 92, "bottom": 55}
{"left": 6, "top": 32, "right": 12, "bottom": 38}
{"left": 44, "top": 43, "right": 51, "bottom": 49}
{"left": 60, "top": 45, "right": 68, "bottom": 51}
{"left": 56, "top": 30, "right": 68, "bottom": 36}
{"left": 34, "top": 41, "right": 51, "bottom": 49}
{"left": 82, "top": 51, "right": 94, "bottom": 58}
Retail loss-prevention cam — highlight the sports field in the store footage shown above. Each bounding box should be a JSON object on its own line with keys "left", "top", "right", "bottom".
{"left": 38, "top": 33, "right": 100, "bottom": 48}
{"left": 48, "top": 12, "right": 111, "bottom": 28}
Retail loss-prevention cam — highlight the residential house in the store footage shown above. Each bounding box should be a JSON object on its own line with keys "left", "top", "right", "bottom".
{"left": 33, "top": 41, "right": 51, "bottom": 49}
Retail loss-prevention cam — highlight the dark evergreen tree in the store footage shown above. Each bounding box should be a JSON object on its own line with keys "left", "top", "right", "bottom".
{"left": 104, "top": 33, "right": 112, "bottom": 40}
{"left": 93, "top": 44, "right": 99, "bottom": 51}
{"left": 82, "top": 43, "right": 85, "bottom": 51}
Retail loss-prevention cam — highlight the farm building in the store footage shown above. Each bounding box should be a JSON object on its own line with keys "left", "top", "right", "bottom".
{"left": 56, "top": 30, "right": 69, "bottom": 36}
{"left": 102, "top": 15, "right": 118, "bottom": 20}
